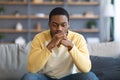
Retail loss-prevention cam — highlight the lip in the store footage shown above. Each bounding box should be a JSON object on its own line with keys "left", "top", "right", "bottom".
{"left": 55, "top": 31, "right": 67, "bottom": 36}
{"left": 55, "top": 30, "right": 62, "bottom": 34}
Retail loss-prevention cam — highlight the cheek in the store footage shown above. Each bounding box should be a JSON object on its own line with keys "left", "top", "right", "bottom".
{"left": 50, "top": 27, "right": 58, "bottom": 34}
{"left": 50, "top": 27, "right": 57, "bottom": 31}
{"left": 63, "top": 27, "right": 68, "bottom": 33}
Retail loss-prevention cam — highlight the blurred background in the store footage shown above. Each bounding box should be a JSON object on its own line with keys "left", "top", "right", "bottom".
{"left": 0, "top": 0, "right": 119, "bottom": 44}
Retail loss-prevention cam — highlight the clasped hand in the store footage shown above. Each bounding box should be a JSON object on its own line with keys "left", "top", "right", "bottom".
{"left": 47, "top": 30, "right": 73, "bottom": 51}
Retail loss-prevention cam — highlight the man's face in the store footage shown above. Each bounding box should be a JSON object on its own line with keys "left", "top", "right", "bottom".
{"left": 49, "top": 15, "right": 70, "bottom": 36}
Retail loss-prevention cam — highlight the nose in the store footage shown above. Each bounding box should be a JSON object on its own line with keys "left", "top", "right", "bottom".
{"left": 57, "top": 25, "right": 62, "bottom": 30}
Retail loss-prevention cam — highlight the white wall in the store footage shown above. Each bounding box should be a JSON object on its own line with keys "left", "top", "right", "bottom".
{"left": 100, "top": 0, "right": 107, "bottom": 42}
{"left": 114, "top": 0, "right": 120, "bottom": 41}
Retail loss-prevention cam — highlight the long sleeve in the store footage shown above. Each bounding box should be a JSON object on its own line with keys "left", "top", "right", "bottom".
{"left": 69, "top": 35, "right": 91, "bottom": 73}
{"left": 27, "top": 34, "right": 51, "bottom": 73}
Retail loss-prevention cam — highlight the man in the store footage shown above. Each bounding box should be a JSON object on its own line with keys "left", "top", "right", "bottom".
{"left": 22, "top": 7, "right": 99, "bottom": 80}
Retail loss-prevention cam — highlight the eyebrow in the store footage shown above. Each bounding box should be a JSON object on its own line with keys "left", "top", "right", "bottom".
{"left": 52, "top": 22, "right": 67, "bottom": 24}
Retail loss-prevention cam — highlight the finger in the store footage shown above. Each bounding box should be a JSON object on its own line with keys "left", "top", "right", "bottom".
{"left": 57, "top": 42, "right": 61, "bottom": 47}
{"left": 56, "top": 33, "right": 66, "bottom": 40}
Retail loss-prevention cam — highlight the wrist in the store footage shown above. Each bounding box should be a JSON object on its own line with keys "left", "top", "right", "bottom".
{"left": 68, "top": 43, "right": 73, "bottom": 51}
{"left": 47, "top": 43, "right": 54, "bottom": 52}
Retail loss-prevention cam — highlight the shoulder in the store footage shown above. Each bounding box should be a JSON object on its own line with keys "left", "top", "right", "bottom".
{"left": 32, "top": 30, "right": 51, "bottom": 43}
{"left": 68, "top": 30, "right": 87, "bottom": 46}
{"left": 68, "top": 30, "right": 84, "bottom": 39}
{"left": 35, "top": 30, "right": 50, "bottom": 38}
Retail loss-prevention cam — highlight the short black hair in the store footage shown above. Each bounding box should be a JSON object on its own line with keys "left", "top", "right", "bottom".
{"left": 49, "top": 7, "right": 69, "bottom": 22}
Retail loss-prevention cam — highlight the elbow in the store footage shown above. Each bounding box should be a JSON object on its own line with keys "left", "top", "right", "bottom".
{"left": 81, "top": 64, "right": 91, "bottom": 73}
{"left": 78, "top": 63, "right": 91, "bottom": 73}
{"left": 27, "top": 62, "right": 43, "bottom": 73}
{"left": 27, "top": 63, "right": 37, "bottom": 73}
{"left": 82, "top": 67, "right": 91, "bottom": 73}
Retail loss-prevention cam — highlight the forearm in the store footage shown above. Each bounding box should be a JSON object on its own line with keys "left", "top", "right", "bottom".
{"left": 27, "top": 47, "right": 51, "bottom": 73}
{"left": 69, "top": 45, "right": 91, "bottom": 73}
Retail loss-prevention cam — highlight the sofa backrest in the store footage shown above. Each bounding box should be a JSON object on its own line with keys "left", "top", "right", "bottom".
{"left": 87, "top": 41, "right": 120, "bottom": 58}
{"left": 0, "top": 41, "right": 120, "bottom": 80}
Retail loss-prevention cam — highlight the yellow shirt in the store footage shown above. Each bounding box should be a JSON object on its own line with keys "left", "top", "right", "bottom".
{"left": 27, "top": 30, "right": 91, "bottom": 79}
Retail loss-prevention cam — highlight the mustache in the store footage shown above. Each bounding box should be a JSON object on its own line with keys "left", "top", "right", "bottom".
{"left": 55, "top": 30, "right": 62, "bottom": 34}
{"left": 55, "top": 30, "right": 67, "bottom": 35}
{"left": 54, "top": 30, "right": 68, "bottom": 36}
{"left": 50, "top": 30, "right": 68, "bottom": 38}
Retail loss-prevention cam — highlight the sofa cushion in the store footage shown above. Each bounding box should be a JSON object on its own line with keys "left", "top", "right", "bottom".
{"left": 90, "top": 56, "right": 120, "bottom": 80}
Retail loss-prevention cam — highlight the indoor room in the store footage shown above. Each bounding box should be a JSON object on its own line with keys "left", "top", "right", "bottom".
{"left": 0, "top": 0, "right": 120, "bottom": 80}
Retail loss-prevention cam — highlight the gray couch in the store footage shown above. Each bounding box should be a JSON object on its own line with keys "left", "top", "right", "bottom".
{"left": 88, "top": 42, "right": 120, "bottom": 80}
{"left": 0, "top": 42, "right": 31, "bottom": 80}
{"left": 0, "top": 41, "right": 120, "bottom": 80}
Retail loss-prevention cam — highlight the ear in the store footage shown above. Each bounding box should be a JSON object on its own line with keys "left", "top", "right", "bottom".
{"left": 48, "top": 21, "right": 50, "bottom": 27}
{"left": 68, "top": 22, "right": 70, "bottom": 28}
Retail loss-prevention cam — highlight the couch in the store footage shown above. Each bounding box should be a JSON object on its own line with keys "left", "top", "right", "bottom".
{"left": 0, "top": 42, "right": 31, "bottom": 80}
{"left": 88, "top": 42, "right": 120, "bottom": 80}
{"left": 0, "top": 41, "right": 120, "bottom": 80}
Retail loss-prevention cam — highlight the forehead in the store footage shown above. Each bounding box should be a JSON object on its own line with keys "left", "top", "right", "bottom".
{"left": 51, "top": 15, "right": 68, "bottom": 22}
